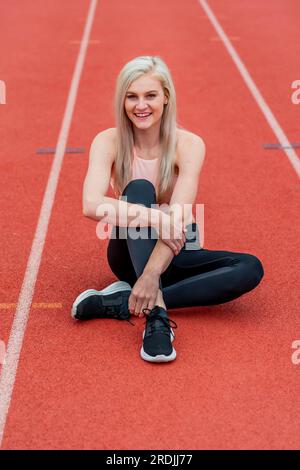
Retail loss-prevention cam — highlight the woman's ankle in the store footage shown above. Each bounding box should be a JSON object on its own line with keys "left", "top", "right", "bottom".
{"left": 155, "top": 289, "right": 166, "bottom": 310}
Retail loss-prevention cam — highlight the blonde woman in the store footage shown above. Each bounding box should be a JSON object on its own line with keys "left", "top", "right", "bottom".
{"left": 71, "top": 56, "right": 264, "bottom": 363}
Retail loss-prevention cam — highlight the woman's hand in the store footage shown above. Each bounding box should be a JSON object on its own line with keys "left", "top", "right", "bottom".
{"left": 128, "top": 271, "right": 160, "bottom": 318}
{"left": 156, "top": 211, "right": 187, "bottom": 256}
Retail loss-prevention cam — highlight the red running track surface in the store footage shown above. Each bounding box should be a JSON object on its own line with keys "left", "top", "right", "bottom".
{"left": 0, "top": 0, "right": 299, "bottom": 450}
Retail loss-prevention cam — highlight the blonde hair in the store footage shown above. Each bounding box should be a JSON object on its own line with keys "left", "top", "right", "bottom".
{"left": 113, "top": 55, "right": 186, "bottom": 203}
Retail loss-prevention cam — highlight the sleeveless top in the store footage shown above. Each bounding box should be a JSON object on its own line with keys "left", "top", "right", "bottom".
{"left": 108, "top": 144, "right": 198, "bottom": 233}
{"left": 109, "top": 145, "right": 178, "bottom": 200}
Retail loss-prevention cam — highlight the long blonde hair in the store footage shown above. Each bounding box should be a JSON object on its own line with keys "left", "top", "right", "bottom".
{"left": 113, "top": 55, "right": 186, "bottom": 203}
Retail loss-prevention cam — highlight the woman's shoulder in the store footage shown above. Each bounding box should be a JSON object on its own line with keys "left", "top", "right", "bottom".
{"left": 177, "top": 128, "right": 205, "bottom": 166}
{"left": 92, "top": 127, "right": 117, "bottom": 160}
{"left": 108, "top": 127, "right": 117, "bottom": 155}
{"left": 95, "top": 127, "right": 116, "bottom": 145}
{"left": 177, "top": 128, "right": 205, "bottom": 148}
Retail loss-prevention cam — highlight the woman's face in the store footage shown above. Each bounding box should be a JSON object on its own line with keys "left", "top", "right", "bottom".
{"left": 124, "top": 74, "right": 168, "bottom": 129}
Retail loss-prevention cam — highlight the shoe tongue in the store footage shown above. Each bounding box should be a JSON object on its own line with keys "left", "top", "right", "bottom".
{"left": 151, "top": 306, "right": 168, "bottom": 318}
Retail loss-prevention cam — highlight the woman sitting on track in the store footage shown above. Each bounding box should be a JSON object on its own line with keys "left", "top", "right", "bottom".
{"left": 71, "top": 55, "right": 264, "bottom": 364}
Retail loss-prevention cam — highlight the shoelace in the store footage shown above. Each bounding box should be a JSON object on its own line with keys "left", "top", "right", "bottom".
{"left": 142, "top": 307, "right": 178, "bottom": 339}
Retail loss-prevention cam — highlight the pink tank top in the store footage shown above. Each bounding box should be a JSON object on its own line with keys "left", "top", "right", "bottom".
{"left": 110, "top": 145, "right": 160, "bottom": 194}
{"left": 110, "top": 145, "right": 178, "bottom": 201}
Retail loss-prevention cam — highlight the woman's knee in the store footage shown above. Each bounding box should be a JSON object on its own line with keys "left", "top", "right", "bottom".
{"left": 238, "top": 253, "right": 264, "bottom": 288}
{"left": 122, "top": 179, "right": 157, "bottom": 206}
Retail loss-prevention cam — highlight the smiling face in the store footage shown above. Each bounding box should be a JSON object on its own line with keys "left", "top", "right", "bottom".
{"left": 124, "top": 73, "right": 168, "bottom": 129}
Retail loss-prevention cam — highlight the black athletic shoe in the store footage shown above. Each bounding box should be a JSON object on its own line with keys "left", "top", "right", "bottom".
{"left": 140, "top": 306, "right": 178, "bottom": 363}
{"left": 71, "top": 281, "right": 133, "bottom": 323}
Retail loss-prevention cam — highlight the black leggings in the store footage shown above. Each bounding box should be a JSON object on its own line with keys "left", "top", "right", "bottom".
{"left": 107, "top": 179, "right": 264, "bottom": 310}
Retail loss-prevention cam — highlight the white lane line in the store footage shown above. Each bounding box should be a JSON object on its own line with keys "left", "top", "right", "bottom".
{"left": 0, "top": 0, "right": 98, "bottom": 447}
{"left": 198, "top": 0, "right": 300, "bottom": 179}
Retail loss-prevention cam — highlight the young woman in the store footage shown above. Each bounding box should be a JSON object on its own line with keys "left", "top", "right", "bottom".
{"left": 71, "top": 55, "right": 264, "bottom": 364}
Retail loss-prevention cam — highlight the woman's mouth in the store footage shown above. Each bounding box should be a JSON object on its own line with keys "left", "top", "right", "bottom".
{"left": 134, "top": 113, "right": 152, "bottom": 120}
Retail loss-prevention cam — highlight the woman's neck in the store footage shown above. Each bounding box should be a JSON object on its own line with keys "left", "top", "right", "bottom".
{"left": 133, "top": 121, "right": 161, "bottom": 154}
{"left": 134, "top": 143, "right": 162, "bottom": 158}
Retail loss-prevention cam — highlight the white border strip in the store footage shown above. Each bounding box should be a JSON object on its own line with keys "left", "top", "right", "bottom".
{"left": 198, "top": 0, "right": 300, "bottom": 178}
{"left": 0, "top": 0, "right": 98, "bottom": 446}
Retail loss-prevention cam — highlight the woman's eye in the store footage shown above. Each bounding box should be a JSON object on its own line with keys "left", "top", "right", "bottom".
{"left": 127, "top": 95, "right": 156, "bottom": 99}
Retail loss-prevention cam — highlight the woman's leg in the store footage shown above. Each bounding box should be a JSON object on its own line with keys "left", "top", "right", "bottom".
{"left": 107, "top": 179, "right": 264, "bottom": 310}
{"left": 121, "top": 179, "right": 163, "bottom": 288}
{"left": 161, "top": 247, "right": 264, "bottom": 309}
{"left": 107, "top": 225, "right": 138, "bottom": 288}
{"left": 107, "top": 179, "right": 165, "bottom": 295}
{"left": 106, "top": 179, "right": 160, "bottom": 288}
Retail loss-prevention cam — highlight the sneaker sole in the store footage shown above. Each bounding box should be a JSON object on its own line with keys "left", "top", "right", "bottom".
{"left": 71, "top": 281, "right": 131, "bottom": 320}
{"left": 140, "top": 346, "right": 177, "bottom": 363}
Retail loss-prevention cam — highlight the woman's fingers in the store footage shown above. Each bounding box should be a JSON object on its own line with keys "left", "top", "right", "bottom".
{"left": 138, "top": 296, "right": 154, "bottom": 317}
{"left": 129, "top": 294, "right": 139, "bottom": 316}
{"left": 166, "top": 240, "right": 177, "bottom": 254}
{"left": 134, "top": 297, "right": 143, "bottom": 316}
{"left": 139, "top": 300, "right": 148, "bottom": 318}
{"left": 160, "top": 238, "right": 181, "bottom": 256}
{"left": 174, "top": 240, "right": 184, "bottom": 253}
{"left": 136, "top": 294, "right": 152, "bottom": 317}
{"left": 147, "top": 297, "right": 156, "bottom": 312}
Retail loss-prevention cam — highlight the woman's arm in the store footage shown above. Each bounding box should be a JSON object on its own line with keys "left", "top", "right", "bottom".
{"left": 143, "top": 239, "right": 176, "bottom": 276}
{"left": 85, "top": 195, "right": 161, "bottom": 228}
{"left": 143, "top": 134, "right": 206, "bottom": 276}
{"left": 83, "top": 129, "right": 161, "bottom": 228}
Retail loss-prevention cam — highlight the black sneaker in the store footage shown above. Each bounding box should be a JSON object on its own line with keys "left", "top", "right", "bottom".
{"left": 71, "top": 281, "right": 133, "bottom": 323}
{"left": 140, "top": 306, "right": 178, "bottom": 363}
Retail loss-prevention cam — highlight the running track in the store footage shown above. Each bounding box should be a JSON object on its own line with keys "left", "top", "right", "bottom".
{"left": 0, "top": 0, "right": 299, "bottom": 450}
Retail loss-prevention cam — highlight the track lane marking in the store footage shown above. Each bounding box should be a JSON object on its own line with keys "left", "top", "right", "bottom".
{"left": 0, "top": 0, "right": 98, "bottom": 447}
{"left": 198, "top": 0, "right": 300, "bottom": 178}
